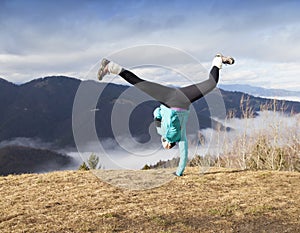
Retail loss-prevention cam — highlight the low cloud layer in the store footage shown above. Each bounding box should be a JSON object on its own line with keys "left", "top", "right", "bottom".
{"left": 198, "top": 111, "right": 300, "bottom": 157}
{"left": 1, "top": 110, "right": 298, "bottom": 171}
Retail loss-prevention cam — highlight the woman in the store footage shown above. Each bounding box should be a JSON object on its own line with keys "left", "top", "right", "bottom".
{"left": 97, "top": 53, "right": 234, "bottom": 176}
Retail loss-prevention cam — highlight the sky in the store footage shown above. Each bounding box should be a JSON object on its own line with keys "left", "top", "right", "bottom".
{"left": 0, "top": 0, "right": 300, "bottom": 91}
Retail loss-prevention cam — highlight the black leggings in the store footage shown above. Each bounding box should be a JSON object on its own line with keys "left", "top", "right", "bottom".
{"left": 119, "top": 66, "right": 219, "bottom": 109}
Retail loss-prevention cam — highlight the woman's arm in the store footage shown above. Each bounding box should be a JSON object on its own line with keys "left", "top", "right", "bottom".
{"left": 176, "top": 129, "right": 188, "bottom": 176}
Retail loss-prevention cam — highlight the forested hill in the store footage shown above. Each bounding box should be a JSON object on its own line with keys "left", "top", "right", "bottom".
{"left": 0, "top": 76, "right": 299, "bottom": 148}
{"left": 0, "top": 145, "right": 74, "bottom": 175}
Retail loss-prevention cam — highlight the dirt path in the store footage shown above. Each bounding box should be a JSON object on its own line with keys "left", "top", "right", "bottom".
{"left": 1, "top": 167, "right": 299, "bottom": 232}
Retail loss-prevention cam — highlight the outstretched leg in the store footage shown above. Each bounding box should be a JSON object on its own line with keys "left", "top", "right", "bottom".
{"left": 98, "top": 59, "right": 185, "bottom": 108}
{"left": 179, "top": 54, "right": 234, "bottom": 104}
{"left": 179, "top": 66, "right": 219, "bottom": 103}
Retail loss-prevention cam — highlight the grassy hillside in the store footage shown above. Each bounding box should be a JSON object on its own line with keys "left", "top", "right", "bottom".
{"left": 0, "top": 167, "right": 299, "bottom": 233}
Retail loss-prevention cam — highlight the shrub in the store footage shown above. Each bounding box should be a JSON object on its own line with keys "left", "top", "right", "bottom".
{"left": 87, "top": 153, "right": 100, "bottom": 169}
{"left": 141, "top": 164, "right": 151, "bottom": 170}
{"left": 78, "top": 162, "right": 89, "bottom": 171}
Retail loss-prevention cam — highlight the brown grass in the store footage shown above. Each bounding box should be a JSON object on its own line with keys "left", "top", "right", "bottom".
{"left": 1, "top": 167, "right": 300, "bottom": 233}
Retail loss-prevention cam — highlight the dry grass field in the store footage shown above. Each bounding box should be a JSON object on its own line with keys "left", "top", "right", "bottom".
{"left": 1, "top": 167, "right": 300, "bottom": 233}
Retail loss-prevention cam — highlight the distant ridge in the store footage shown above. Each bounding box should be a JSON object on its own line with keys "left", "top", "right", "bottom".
{"left": 0, "top": 76, "right": 299, "bottom": 148}
{"left": 219, "top": 84, "right": 300, "bottom": 102}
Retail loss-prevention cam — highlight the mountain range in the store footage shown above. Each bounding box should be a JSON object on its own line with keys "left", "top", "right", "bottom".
{"left": 1, "top": 76, "right": 300, "bottom": 175}
{"left": 1, "top": 76, "right": 299, "bottom": 149}
{"left": 219, "top": 84, "right": 300, "bottom": 102}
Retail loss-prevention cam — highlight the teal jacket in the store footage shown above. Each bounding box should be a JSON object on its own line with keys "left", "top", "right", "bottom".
{"left": 153, "top": 104, "right": 190, "bottom": 176}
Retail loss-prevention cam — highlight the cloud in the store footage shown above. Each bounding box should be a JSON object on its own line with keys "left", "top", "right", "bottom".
{"left": 198, "top": 111, "right": 300, "bottom": 157}
{"left": 0, "top": 0, "right": 300, "bottom": 92}
{"left": 214, "top": 58, "right": 300, "bottom": 91}
{"left": 70, "top": 111, "right": 300, "bottom": 170}
{"left": 0, "top": 137, "right": 53, "bottom": 149}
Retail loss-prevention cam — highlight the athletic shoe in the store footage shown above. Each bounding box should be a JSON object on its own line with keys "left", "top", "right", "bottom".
{"left": 97, "top": 58, "right": 110, "bottom": 81}
{"left": 215, "top": 53, "right": 235, "bottom": 65}
{"left": 221, "top": 55, "right": 235, "bottom": 65}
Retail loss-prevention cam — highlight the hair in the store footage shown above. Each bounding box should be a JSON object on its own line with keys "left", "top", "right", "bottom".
{"left": 162, "top": 137, "right": 177, "bottom": 149}
{"left": 169, "top": 142, "right": 176, "bottom": 149}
